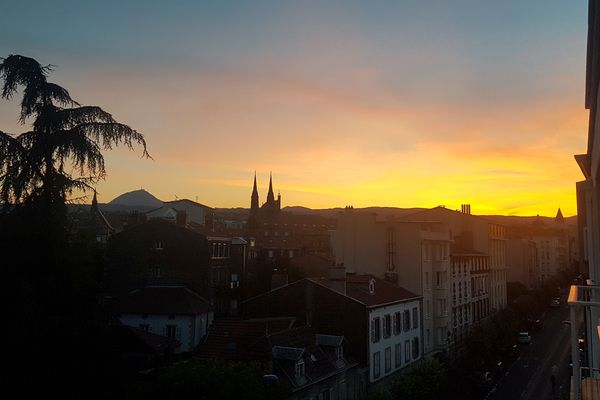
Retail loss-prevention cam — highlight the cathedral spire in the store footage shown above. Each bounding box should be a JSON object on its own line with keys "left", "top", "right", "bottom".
{"left": 251, "top": 171, "right": 259, "bottom": 211}
{"left": 267, "top": 171, "right": 275, "bottom": 203}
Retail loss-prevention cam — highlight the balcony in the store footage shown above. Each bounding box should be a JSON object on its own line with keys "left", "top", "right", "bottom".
{"left": 568, "top": 285, "right": 600, "bottom": 400}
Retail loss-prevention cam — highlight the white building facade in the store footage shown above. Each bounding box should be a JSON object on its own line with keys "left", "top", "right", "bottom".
{"left": 368, "top": 298, "right": 422, "bottom": 383}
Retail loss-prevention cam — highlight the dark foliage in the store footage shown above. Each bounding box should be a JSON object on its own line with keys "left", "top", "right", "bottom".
{"left": 129, "top": 359, "right": 290, "bottom": 400}
{"left": 0, "top": 54, "right": 149, "bottom": 209}
{"left": 1, "top": 55, "right": 148, "bottom": 395}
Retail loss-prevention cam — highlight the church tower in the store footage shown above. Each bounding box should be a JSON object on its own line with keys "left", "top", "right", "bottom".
{"left": 251, "top": 171, "right": 259, "bottom": 211}
{"left": 555, "top": 208, "right": 564, "bottom": 223}
{"left": 266, "top": 171, "right": 275, "bottom": 204}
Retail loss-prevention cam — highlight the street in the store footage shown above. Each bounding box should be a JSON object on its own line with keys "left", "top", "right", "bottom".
{"left": 487, "top": 300, "right": 579, "bottom": 400}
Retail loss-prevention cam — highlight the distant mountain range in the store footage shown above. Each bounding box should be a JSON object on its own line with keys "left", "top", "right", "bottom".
{"left": 90, "top": 189, "right": 578, "bottom": 227}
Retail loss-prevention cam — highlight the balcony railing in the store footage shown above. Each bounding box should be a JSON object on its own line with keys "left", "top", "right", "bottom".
{"left": 568, "top": 285, "right": 600, "bottom": 400}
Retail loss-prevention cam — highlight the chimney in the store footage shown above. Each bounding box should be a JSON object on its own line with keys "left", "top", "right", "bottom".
{"left": 461, "top": 204, "right": 471, "bottom": 215}
{"left": 384, "top": 272, "right": 398, "bottom": 285}
{"left": 329, "top": 264, "right": 346, "bottom": 295}
{"left": 176, "top": 210, "right": 187, "bottom": 226}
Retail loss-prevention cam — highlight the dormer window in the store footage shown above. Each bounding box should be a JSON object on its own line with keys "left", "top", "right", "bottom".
{"left": 335, "top": 345, "right": 343, "bottom": 360}
{"left": 368, "top": 279, "right": 375, "bottom": 294}
{"left": 295, "top": 359, "right": 305, "bottom": 378}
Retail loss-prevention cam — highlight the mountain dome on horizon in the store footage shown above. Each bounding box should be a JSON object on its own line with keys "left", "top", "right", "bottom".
{"left": 108, "top": 189, "right": 163, "bottom": 208}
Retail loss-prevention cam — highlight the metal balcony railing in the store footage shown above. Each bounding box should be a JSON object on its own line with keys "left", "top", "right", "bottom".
{"left": 568, "top": 285, "right": 600, "bottom": 400}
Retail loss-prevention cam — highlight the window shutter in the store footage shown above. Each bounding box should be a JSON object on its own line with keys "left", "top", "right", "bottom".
{"left": 371, "top": 320, "right": 375, "bottom": 341}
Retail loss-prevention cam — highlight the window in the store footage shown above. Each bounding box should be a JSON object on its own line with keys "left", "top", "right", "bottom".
{"left": 426, "top": 329, "right": 431, "bottom": 347}
{"left": 395, "top": 343, "right": 402, "bottom": 367}
{"left": 412, "top": 307, "right": 419, "bottom": 329}
{"left": 335, "top": 346, "right": 343, "bottom": 360}
{"left": 393, "top": 312, "right": 401, "bottom": 335}
{"left": 383, "top": 314, "right": 391, "bottom": 338}
{"left": 426, "top": 300, "right": 431, "bottom": 318}
{"left": 403, "top": 310, "right": 410, "bottom": 331}
{"left": 425, "top": 272, "right": 430, "bottom": 289}
{"left": 295, "top": 360, "right": 305, "bottom": 378}
{"left": 369, "top": 279, "right": 375, "bottom": 294}
{"left": 405, "top": 340, "right": 411, "bottom": 362}
{"left": 155, "top": 240, "right": 163, "bottom": 250}
{"left": 385, "top": 347, "right": 391, "bottom": 373}
{"left": 138, "top": 324, "right": 149, "bottom": 332}
{"left": 373, "top": 352, "right": 381, "bottom": 379}
{"left": 166, "top": 325, "right": 177, "bottom": 339}
{"left": 318, "top": 389, "right": 331, "bottom": 400}
{"left": 412, "top": 337, "right": 420, "bottom": 359}
{"left": 371, "top": 317, "right": 381, "bottom": 342}
{"left": 268, "top": 250, "right": 274, "bottom": 258}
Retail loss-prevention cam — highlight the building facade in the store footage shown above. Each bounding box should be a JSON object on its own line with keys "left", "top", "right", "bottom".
{"left": 331, "top": 208, "right": 452, "bottom": 356}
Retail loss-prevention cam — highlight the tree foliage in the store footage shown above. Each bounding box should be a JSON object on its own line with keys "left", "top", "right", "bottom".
{"left": 391, "top": 358, "right": 448, "bottom": 400}
{"left": 130, "top": 359, "right": 290, "bottom": 400}
{"left": 0, "top": 54, "right": 148, "bottom": 209}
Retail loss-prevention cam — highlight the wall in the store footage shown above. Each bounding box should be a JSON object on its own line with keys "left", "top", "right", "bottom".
{"left": 367, "top": 300, "right": 422, "bottom": 383}
{"left": 119, "top": 312, "right": 212, "bottom": 353}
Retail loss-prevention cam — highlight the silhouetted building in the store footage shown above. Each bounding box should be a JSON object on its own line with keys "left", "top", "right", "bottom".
{"left": 571, "top": 2, "right": 600, "bottom": 395}
{"left": 243, "top": 272, "right": 422, "bottom": 391}
{"left": 103, "top": 218, "right": 210, "bottom": 295}
{"left": 207, "top": 236, "right": 247, "bottom": 315}
{"left": 147, "top": 198, "right": 214, "bottom": 231}
{"left": 506, "top": 212, "right": 572, "bottom": 283}
{"left": 505, "top": 238, "right": 539, "bottom": 289}
{"left": 249, "top": 172, "right": 281, "bottom": 227}
{"left": 69, "top": 191, "right": 115, "bottom": 245}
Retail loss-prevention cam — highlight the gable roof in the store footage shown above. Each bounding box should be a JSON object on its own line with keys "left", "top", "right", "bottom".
{"left": 309, "top": 275, "right": 421, "bottom": 308}
{"left": 268, "top": 326, "right": 356, "bottom": 391}
{"left": 197, "top": 317, "right": 296, "bottom": 361}
{"left": 114, "top": 286, "right": 211, "bottom": 315}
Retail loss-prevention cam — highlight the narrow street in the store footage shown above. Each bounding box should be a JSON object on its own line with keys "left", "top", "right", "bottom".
{"left": 487, "top": 300, "right": 579, "bottom": 400}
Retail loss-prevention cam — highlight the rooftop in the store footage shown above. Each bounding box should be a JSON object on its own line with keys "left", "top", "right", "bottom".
{"left": 114, "top": 286, "right": 211, "bottom": 315}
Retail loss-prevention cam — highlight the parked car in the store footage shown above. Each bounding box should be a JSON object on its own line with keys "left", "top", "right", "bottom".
{"left": 518, "top": 332, "right": 532, "bottom": 344}
{"left": 527, "top": 318, "right": 543, "bottom": 331}
{"left": 507, "top": 344, "right": 519, "bottom": 358}
{"left": 562, "top": 320, "right": 571, "bottom": 325}
{"left": 550, "top": 299, "right": 560, "bottom": 308}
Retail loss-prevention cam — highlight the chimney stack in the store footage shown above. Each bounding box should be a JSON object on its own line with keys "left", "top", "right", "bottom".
{"left": 329, "top": 264, "right": 346, "bottom": 295}
{"left": 461, "top": 204, "right": 471, "bottom": 215}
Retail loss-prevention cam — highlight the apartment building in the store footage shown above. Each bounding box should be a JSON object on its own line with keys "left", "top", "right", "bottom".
{"left": 331, "top": 208, "right": 452, "bottom": 355}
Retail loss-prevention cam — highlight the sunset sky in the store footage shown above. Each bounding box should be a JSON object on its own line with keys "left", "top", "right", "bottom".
{"left": 0, "top": 1, "right": 590, "bottom": 216}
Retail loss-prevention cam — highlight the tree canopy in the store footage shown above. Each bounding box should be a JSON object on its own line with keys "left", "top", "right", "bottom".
{"left": 0, "top": 54, "right": 148, "bottom": 209}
